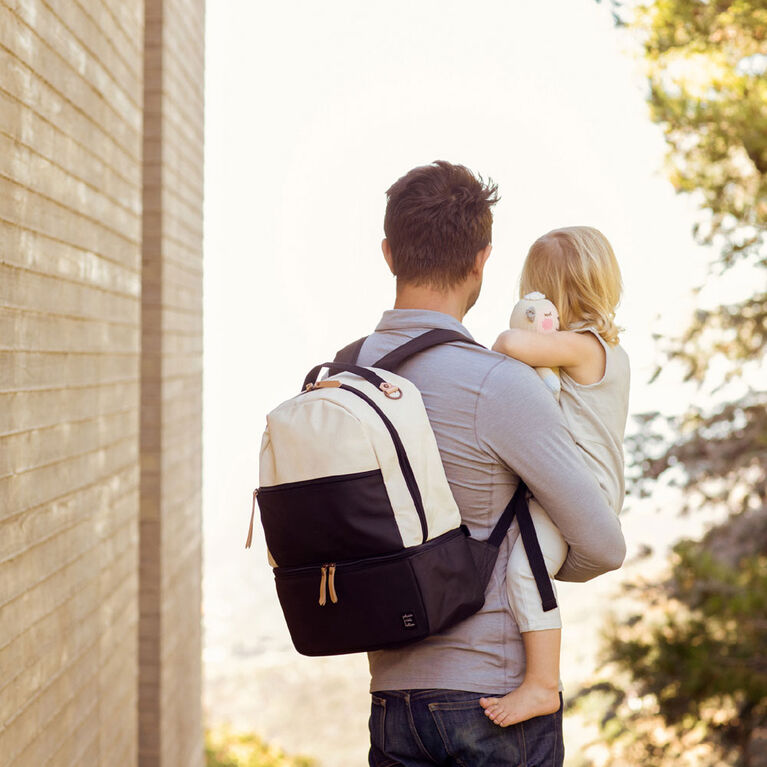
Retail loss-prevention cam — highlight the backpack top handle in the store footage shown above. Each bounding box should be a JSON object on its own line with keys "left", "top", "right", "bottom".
{"left": 301, "top": 362, "right": 402, "bottom": 399}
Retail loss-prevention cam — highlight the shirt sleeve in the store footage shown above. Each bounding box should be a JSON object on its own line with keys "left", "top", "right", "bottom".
{"left": 475, "top": 358, "right": 626, "bottom": 582}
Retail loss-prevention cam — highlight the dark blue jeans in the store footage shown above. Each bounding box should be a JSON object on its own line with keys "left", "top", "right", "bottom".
{"left": 368, "top": 689, "right": 564, "bottom": 767}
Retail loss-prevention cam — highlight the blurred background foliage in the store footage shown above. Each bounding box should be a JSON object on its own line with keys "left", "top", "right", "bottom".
{"left": 205, "top": 727, "right": 317, "bottom": 767}
{"left": 582, "top": 1, "right": 767, "bottom": 765}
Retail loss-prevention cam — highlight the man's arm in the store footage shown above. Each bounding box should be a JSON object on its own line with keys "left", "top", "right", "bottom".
{"left": 476, "top": 358, "right": 626, "bottom": 582}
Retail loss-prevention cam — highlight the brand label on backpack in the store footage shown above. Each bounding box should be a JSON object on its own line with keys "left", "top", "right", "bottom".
{"left": 401, "top": 613, "right": 417, "bottom": 629}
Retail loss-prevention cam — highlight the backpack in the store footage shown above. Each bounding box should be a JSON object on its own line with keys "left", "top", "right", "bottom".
{"left": 245, "top": 329, "right": 556, "bottom": 656}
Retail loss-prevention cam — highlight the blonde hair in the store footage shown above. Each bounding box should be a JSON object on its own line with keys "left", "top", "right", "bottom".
{"left": 520, "top": 226, "right": 623, "bottom": 345}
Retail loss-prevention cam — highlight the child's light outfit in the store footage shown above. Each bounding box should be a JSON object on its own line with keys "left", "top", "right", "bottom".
{"left": 506, "top": 327, "right": 630, "bottom": 631}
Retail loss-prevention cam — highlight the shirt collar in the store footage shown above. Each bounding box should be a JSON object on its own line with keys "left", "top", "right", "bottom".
{"left": 374, "top": 309, "right": 475, "bottom": 340}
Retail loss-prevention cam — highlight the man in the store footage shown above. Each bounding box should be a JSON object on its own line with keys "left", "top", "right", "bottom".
{"left": 353, "top": 161, "right": 626, "bottom": 766}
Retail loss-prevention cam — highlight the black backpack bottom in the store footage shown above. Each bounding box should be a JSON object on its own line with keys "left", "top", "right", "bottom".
{"left": 273, "top": 527, "right": 486, "bottom": 656}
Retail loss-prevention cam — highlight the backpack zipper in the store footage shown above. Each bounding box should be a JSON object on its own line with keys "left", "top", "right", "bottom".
{"left": 277, "top": 527, "right": 468, "bottom": 580}
{"left": 318, "top": 565, "right": 327, "bottom": 605}
{"left": 258, "top": 469, "right": 381, "bottom": 494}
{"left": 318, "top": 563, "right": 339, "bottom": 606}
{"left": 245, "top": 488, "right": 258, "bottom": 549}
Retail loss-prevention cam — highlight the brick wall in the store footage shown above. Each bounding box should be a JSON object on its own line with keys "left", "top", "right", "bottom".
{"left": 0, "top": 1, "right": 204, "bottom": 764}
{"left": 140, "top": 1, "right": 205, "bottom": 765}
{"left": 0, "top": 1, "right": 143, "bottom": 763}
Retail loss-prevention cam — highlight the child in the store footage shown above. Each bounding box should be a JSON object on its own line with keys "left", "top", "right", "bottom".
{"left": 479, "top": 226, "right": 630, "bottom": 727}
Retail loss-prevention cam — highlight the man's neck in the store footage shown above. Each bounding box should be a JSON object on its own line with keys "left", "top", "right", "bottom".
{"left": 393, "top": 282, "right": 471, "bottom": 322}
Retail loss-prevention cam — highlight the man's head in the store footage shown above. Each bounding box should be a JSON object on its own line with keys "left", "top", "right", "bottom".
{"left": 382, "top": 161, "right": 500, "bottom": 297}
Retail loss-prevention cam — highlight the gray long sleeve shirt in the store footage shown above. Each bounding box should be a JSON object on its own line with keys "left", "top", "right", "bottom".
{"left": 358, "top": 309, "right": 626, "bottom": 695}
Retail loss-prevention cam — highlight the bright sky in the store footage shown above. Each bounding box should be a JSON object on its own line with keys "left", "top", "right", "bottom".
{"left": 202, "top": 0, "right": 720, "bottom": 540}
{"left": 201, "top": 4, "right": 748, "bottom": 758}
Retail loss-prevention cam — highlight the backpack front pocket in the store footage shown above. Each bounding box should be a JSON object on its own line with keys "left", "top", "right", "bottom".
{"left": 274, "top": 553, "right": 428, "bottom": 656}
{"left": 273, "top": 528, "right": 485, "bottom": 656}
{"left": 258, "top": 469, "right": 404, "bottom": 567}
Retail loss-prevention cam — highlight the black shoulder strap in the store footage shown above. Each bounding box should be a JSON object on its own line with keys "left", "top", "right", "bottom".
{"left": 484, "top": 480, "right": 558, "bottom": 612}
{"left": 334, "top": 336, "right": 367, "bottom": 365}
{"left": 373, "top": 329, "right": 482, "bottom": 371}
{"left": 332, "top": 328, "right": 480, "bottom": 370}
{"left": 487, "top": 480, "right": 527, "bottom": 548}
{"left": 516, "top": 494, "right": 558, "bottom": 611}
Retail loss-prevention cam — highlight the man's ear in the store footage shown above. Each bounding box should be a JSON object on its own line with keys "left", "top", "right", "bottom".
{"left": 474, "top": 243, "right": 492, "bottom": 274}
{"left": 382, "top": 238, "right": 395, "bottom": 275}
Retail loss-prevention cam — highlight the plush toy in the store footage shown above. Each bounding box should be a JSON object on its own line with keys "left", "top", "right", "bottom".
{"left": 509, "top": 291, "right": 561, "bottom": 399}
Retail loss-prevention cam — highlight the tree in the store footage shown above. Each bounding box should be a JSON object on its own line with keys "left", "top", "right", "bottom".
{"left": 580, "top": 2, "right": 767, "bottom": 765}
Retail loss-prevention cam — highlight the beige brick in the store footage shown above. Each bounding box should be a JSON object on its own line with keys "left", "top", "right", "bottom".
{"left": 0, "top": 38, "right": 140, "bottom": 186}
{"left": 37, "top": 0, "right": 142, "bottom": 99}
{"left": 4, "top": 178, "right": 140, "bottom": 265}
{"left": 0, "top": 308, "right": 138, "bottom": 358}
{"left": 0, "top": 133, "right": 141, "bottom": 241}
{"left": 0, "top": 627, "right": 101, "bottom": 762}
{"left": 0, "top": 384, "right": 138, "bottom": 441}
{"left": 0, "top": 595, "right": 100, "bottom": 724}
{"left": 44, "top": 695, "right": 102, "bottom": 767}
{"left": 0, "top": 477, "right": 130, "bottom": 560}
{"left": 0, "top": 91, "right": 138, "bottom": 210}
{"left": 0, "top": 408, "right": 136, "bottom": 477}
{"left": 139, "top": 1, "right": 204, "bottom": 764}
{"left": 0, "top": 255, "right": 140, "bottom": 318}
{"left": 0, "top": 5, "right": 141, "bottom": 148}
{"left": 0, "top": 544, "right": 101, "bottom": 650}
{"left": 0, "top": 350, "right": 138, "bottom": 391}
{"left": 1, "top": 517, "right": 111, "bottom": 606}
{"left": 2, "top": 1, "right": 204, "bottom": 763}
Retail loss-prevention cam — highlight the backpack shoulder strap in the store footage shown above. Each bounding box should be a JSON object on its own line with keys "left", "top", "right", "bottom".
{"left": 373, "top": 328, "right": 482, "bottom": 371}
{"left": 482, "top": 482, "right": 559, "bottom": 612}
{"left": 332, "top": 328, "right": 481, "bottom": 370}
{"left": 515, "top": 494, "right": 558, "bottom": 611}
{"left": 486, "top": 480, "right": 526, "bottom": 548}
{"left": 333, "top": 336, "right": 367, "bottom": 365}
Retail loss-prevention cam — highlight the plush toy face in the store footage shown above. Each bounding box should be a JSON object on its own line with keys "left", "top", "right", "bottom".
{"left": 509, "top": 291, "right": 560, "bottom": 334}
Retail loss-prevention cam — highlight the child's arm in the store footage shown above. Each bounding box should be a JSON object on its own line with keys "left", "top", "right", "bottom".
{"left": 493, "top": 328, "right": 605, "bottom": 385}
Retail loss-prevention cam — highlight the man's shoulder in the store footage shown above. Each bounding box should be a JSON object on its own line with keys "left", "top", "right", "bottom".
{"left": 414, "top": 340, "right": 547, "bottom": 403}
{"left": 463, "top": 346, "right": 545, "bottom": 394}
{"left": 360, "top": 329, "right": 544, "bottom": 396}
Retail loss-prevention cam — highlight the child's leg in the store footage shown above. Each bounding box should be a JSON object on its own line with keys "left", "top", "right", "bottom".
{"left": 480, "top": 499, "right": 568, "bottom": 727}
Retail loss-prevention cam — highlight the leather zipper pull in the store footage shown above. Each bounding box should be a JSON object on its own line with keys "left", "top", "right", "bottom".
{"left": 318, "top": 565, "right": 328, "bottom": 606}
{"left": 245, "top": 489, "right": 258, "bottom": 549}
{"left": 327, "top": 564, "right": 338, "bottom": 604}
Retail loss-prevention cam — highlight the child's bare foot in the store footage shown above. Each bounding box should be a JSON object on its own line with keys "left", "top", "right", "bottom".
{"left": 479, "top": 682, "right": 560, "bottom": 727}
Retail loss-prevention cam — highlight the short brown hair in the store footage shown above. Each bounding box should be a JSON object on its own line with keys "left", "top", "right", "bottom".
{"left": 384, "top": 161, "right": 499, "bottom": 289}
